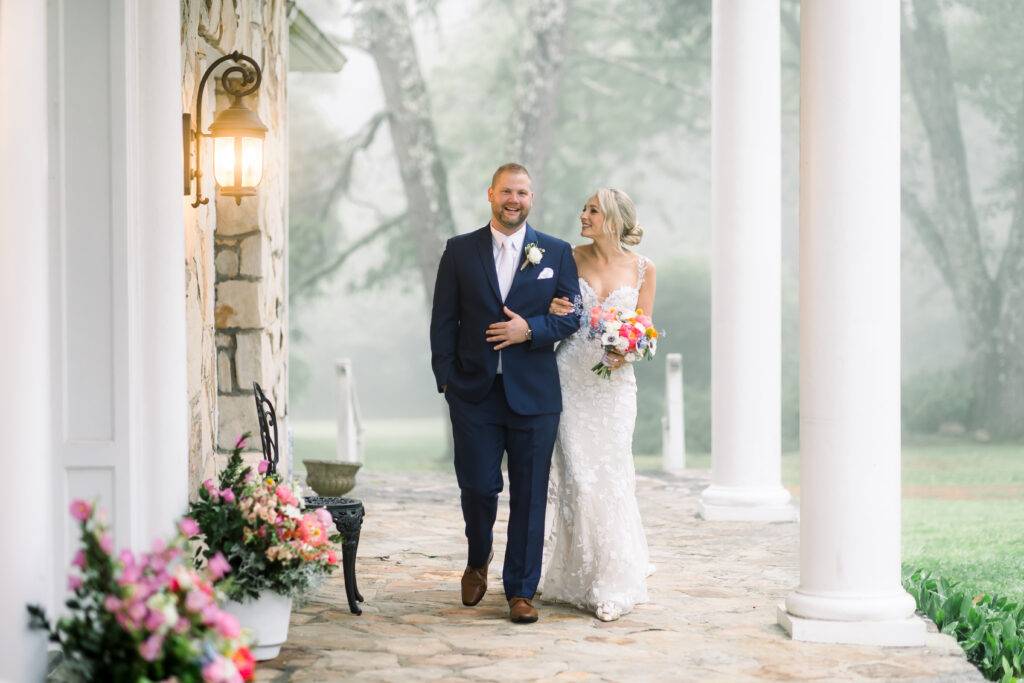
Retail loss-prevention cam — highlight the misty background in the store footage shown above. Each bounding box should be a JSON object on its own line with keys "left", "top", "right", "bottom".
{"left": 286, "top": 0, "right": 1024, "bottom": 465}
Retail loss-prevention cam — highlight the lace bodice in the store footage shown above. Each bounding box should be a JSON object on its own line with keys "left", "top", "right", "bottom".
{"left": 540, "top": 253, "right": 651, "bottom": 619}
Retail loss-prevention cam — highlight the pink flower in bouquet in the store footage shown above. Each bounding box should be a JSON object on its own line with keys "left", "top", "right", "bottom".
{"left": 208, "top": 552, "right": 231, "bottom": 581}
{"left": 213, "top": 610, "right": 241, "bottom": 639}
{"left": 70, "top": 499, "right": 92, "bottom": 522}
{"left": 235, "top": 434, "right": 248, "bottom": 450}
{"left": 72, "top": 549, "right": 87, "bottom": 570}
{"left": 186, "top": 588, "right": 212, "bottom": 613}
{"left": 275, "top": 484, "right": 298, "bottom": 507}
{"left": 100, "top": 533, "right": 114, "bottom": 554}
{"left": 68, "top": 575, "right": 82, "bottom": 591}
{"left": 144, "top": 609, "right": 165, "bottom": 631}
{"left": 138, "top": 632, "right": 164, "bottom": 662}
{"left": 326, "top": 550, "right": 338, "bottom": 565}
{"left": 219, "top": 488, "right": 236, "bottom": 503}
{"left": 202, "top": 656, "right": 243, "bottom": 683}
{"left": 257, "top": 460, "right": 269, "bottom": 475}
{"left": 315, "top": 507, "right": 333, "bottom": 529}
{"left": 298, "top": 514, "right": 326, "bottom": 546}
{"left": 179, "top": 518, "right": 200, "bottom": 537}
{"left": 203, "top": 479, "right": 220, "bottom": 500}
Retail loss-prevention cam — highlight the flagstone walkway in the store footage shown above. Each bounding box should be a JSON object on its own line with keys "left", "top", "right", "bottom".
{"left": 258, "top": 471, "right": 982, "bottom": 682}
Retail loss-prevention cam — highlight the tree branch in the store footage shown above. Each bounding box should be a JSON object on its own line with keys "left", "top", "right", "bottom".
{"left": 902, "top": 186, "right": 956, "bottom": 290}
{"left": 318, "top": 111, "right": 389, "bottom": 222}
{"left": 290, "top": 212, "right": 407, "bottom": 299}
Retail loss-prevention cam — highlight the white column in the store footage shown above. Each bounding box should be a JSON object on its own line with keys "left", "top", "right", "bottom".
{"left": 777, "top": 0, "right": 924, "bottom": 645}
{"left": 699, "top": 0, "right": 795, "bottom": 522}
{"left": 0, "top": 1, "right": 53, "bottom": 680}
{"left": 662, "top": 353, "right": 686, "bottom": 472}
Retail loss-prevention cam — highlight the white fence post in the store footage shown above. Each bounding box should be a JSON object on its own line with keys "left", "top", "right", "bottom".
{"left": 662, "top": 353, "right": 686, "bottom": 472}
{"left": 335, "top": 358, "right": 364, "bottom": 463}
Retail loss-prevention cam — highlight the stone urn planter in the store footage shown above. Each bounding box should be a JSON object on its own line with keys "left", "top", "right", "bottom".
{"left": 303, "top": 459, "right": 362, "bottom": 496}
{"left": 223, "top": 591, "right": 293, "bottom": 660}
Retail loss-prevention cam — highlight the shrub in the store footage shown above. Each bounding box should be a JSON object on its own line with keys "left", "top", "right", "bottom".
{"left": 904, "top": 567, "right": 1024, "bottom": 682}
{"left": 902, "top": 366, "right": 975, "bottom": 434}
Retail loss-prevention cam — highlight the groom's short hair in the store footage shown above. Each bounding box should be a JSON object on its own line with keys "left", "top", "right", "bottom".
{"left": 491, "top": 163, "right": 531, "bottom": 188}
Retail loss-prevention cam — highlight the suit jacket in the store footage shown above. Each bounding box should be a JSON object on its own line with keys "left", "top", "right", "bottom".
{"left": 430, "top": 223, "right": 582, "bottom": 415}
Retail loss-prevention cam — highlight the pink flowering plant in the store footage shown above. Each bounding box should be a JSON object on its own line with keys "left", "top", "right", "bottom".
{"left": 27, "top": 500, "right": 255, "bottom": 683}
{"left": 186, "top": 434, "right": 341, "bottom": 602}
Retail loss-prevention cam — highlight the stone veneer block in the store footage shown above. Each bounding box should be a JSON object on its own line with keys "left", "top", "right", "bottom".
{"left": 777, "top": 605, "right": 927, "bottom": 646}
{"left": 235, "top": 331, "right": 272, "bottom": 390}
{"left": 215, "top": 280, "right": 264, "bottom": 329}
{"left": 215, "top": 194, "right": 259, "bottom": 235}
{"left": 239, "top": 233, "right": 263, "bottom": 277}
{"left": 216, "top": 349, "right": 233, "bottom": 391}
{"left": 217, "top": 394, "right": 257, "bottom": 451}
{"left": 215, "top": 248, "right": 239, "bottom": 278}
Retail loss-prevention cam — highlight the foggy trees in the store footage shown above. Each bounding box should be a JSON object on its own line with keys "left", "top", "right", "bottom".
{"left": 902, "top": 0, "right": 1024, "bottom": 437}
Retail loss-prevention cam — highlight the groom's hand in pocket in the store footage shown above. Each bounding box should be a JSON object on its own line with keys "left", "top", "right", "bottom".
{"left": 486, "top": 306, "right": 530, "bottom": 350}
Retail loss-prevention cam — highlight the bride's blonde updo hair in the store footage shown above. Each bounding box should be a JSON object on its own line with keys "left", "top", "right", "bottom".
{"left": 594, "top": 188, "right": 644, "bottom": 247}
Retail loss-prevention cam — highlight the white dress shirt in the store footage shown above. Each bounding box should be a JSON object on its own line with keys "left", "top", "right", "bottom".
{"left": 491, "top": 223, "right": 525, "bottom": 373}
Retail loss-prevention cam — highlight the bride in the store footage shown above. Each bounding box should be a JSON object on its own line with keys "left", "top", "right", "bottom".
{"left": 540, "top": 188, "right": 656, "bottom": 622}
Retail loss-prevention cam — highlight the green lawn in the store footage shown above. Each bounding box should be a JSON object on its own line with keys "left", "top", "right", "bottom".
{"left": 292, "top": 418, "right": 1024, "bottom": 600}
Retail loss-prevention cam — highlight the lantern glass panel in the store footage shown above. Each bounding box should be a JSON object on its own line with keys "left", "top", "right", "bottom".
{"left": 213, "top": 136, "right": 237, "bottom": 188}
{"left": 240, "top": 136, "right": 264, "bottom": 187}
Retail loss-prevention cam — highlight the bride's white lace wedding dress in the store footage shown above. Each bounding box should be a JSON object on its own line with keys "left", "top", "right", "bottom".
{"left": 540, "top": 254, "right": 652, "bottom": 621}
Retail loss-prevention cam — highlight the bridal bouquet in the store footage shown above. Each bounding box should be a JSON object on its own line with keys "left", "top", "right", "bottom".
{"left": 186, "top": 434, "right": 341, "bottom": 603}
{"left": 586, "top": 305, "right": 660, "bottom": 378}
{"left": 27, "top": 500, "right": 255, "bottom": 682}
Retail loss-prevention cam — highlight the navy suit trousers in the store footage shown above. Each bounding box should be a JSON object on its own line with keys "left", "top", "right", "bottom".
{"left": 446, "top": 376, "right": 559, "bottom": 600}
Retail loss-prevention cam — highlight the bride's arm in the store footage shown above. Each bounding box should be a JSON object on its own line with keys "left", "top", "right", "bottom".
{"left": 636, "top": 259, "right": 656, "bottom": 317}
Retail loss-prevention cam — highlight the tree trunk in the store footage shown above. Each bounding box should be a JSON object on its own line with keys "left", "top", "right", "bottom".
{"left": 902, "top": 0, "right": 1024, "bottom": 438}
{"left": 357, "top": 0, "right": 455, "bottom": 304}
{"left": 507, "top": 0, "right": 572, "bottom": 204}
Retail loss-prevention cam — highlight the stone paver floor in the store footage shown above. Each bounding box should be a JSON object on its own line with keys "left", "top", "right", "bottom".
{"left": 259, "top": 471, "right": 982, "bottom": 682}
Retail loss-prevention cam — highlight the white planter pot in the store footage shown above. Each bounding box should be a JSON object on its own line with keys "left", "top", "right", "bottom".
{"left": 224, "top": 591, "right": 293, "bottom": 660}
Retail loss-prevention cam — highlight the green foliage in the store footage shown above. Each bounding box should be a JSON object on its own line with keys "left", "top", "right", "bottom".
{"left": 188, "top": 434, "right": 341, "bottom": 603}
{"left": 904, "top": 568, "right": 1024, "bottom": 682}
{"left": 902, "top": 365, "right": 976, "bottom": 434}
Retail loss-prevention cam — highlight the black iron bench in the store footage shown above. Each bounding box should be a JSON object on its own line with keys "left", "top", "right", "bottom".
{"left": 253, "top": 382, "right": 365, "bottom": 615}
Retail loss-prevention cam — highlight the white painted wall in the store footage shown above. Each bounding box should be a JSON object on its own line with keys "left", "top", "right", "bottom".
{"left": 0, "top": 2, "right": 55, "bottom": 680}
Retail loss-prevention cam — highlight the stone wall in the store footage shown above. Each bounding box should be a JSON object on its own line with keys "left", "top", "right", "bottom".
{"left": 182, "top": 0, "right": 289, "bottom": 490}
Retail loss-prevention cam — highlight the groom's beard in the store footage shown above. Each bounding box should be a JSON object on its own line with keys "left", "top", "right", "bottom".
{"left": 494, "top": 204, "right": 529, "bottom": 230}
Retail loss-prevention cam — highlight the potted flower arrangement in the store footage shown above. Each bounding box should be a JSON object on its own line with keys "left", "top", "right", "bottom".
{"left": 28, "top": 500, "right": 254, "bottom": 682}
{"left": 186, "top": 434, "right": 340, "bottom": 660}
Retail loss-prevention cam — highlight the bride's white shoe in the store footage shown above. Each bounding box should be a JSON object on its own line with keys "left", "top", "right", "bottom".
{"left": 594, "top": 602, "right": 623, "bottom": 622}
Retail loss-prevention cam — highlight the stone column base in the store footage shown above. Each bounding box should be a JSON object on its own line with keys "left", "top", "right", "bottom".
{"left": 698, "top": 485, "right": 798, "bottom": 522}
{"left": 777, "top": 604, "right": 927, "bottom": 646}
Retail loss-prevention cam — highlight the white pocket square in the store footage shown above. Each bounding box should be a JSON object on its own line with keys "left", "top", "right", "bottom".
{"left": 537, "top": 267, "right": 554, "bottom": 280}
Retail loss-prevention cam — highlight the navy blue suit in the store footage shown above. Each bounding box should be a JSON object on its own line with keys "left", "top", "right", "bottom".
{"left": 430, "top": 223, "right": 581, "bottom": 599}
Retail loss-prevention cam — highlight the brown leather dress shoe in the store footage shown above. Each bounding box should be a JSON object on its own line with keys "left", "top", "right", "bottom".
{"left": 508, "top": 597, "right": 539, "bottom": 624}
{"left": 461, "top": 551, "right": 492, "bottom": 606}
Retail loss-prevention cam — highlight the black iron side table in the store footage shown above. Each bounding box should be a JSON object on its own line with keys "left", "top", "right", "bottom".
{"left": 304, "top": 496, "right": 365, "bottom": 615}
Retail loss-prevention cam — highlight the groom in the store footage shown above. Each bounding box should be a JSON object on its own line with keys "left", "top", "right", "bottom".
{"left": 429, "top": 163, "right": 581, "bottom": 623}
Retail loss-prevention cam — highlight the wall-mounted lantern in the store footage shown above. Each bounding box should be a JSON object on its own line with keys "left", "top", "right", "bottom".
{"left": 183, "top": 51, "right": 267, "bottom": 208}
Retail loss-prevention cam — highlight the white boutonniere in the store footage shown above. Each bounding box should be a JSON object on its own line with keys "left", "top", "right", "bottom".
{"left": 520, "top": 242, "right": 544, "bottom": 271}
